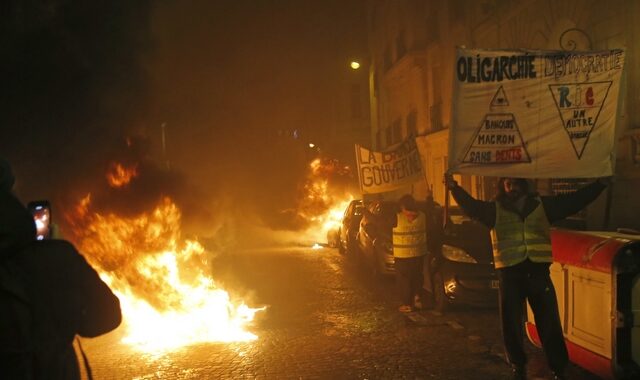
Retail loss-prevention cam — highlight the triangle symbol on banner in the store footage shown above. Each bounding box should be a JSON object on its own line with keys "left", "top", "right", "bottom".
{"left": 548, "top": 82, "right": 612, "bottom": 159}
{"left": 490, "top": 86, "right": 509, "bottom": 107}
{"left": 461, "top": 113, "right": 531, "bottom": 164}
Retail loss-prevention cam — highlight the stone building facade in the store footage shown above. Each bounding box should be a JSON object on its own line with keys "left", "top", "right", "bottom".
{"left": 366, "top": 0, "right": 640, "bottom": 231}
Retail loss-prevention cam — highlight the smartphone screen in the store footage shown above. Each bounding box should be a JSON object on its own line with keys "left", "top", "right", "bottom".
{"left": 28, "top": 201, "right": 51, "bottom": 240}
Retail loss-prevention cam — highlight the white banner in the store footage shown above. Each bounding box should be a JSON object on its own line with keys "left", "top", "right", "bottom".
{"left": 355, "top": 137, "right": 423, "bottom": 194}
{"left": 449, "top": 47, "right": 625, "bottom": 178}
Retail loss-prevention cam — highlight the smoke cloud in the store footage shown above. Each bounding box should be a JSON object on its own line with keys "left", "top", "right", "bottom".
{"left": 1, "top": 0, "right": 367, "bottom": 250}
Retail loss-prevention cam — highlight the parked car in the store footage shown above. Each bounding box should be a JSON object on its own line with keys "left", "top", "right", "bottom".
{"left": 425, "top": 207, "right": 498, "bottom": 312}
{"left": 356, "top": 201, "right": 396, "bottom": 276}
{"left": 357, "top": 203, "right": 498, "bottom": 311}
{"left": 338, "top": 200, "right": 364, "bottom": 255}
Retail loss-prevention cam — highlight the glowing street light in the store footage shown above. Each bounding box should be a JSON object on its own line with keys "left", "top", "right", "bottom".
{"left": 308, "top": 143, "right": 315, "bottom": 148}
{"left": 350, "top": 61, "right": 361, "bottom": 70}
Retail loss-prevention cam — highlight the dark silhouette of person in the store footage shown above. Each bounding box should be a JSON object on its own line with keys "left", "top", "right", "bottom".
{"left": 1, "top": 159, "right": 122, "bottom": 379}
{"left": 416, "top": 191, "right": 444, "bottom": 308}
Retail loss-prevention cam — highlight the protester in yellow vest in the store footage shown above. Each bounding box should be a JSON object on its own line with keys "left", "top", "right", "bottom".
{"left": 393, "top": 194, "right": 427, "bottom": 313}
{"left": 444, "top": 174, "right": 609, "bottom": 380}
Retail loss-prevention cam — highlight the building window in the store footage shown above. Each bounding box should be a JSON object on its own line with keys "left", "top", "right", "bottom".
{"left": 432, "top": 65, "right": 442, "bottom": 98}
{"left": 384, "top": 45, "right": 392, "bottom": 71}
{"left": 425, "top": 3, "right": 438, "bottom": 42}
{"left": 430, "top": 65, "right": 443, "bottom": 129}
{"left": 396, "top": 30, "right": 406, "bottom": 60}
{"left": 430, "top": 102, "right": 442, "bottom": 131}
{"left": 373, "top": 71, "right": 379, "bottom": 97}
{"left": 392, "top": 118, "right": 402, "bottom": 144}
{"left": 480, "top": 0, "right": 496, "bottom": 15}
{"left": 406, "top": 110, "right": 417, "bottom": 136}
{"left": 369, "top": 4, "right": 377, "bottom": 32}
{"left": 632, "top": 133, "right": 640, "bottom": 164}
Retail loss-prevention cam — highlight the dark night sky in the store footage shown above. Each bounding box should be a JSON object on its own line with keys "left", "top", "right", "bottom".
{"left": 1, "top": 0, "right": 367, "bottom": 238}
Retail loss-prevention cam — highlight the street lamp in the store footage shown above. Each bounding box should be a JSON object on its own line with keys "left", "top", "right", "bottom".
{"left": 350, "top": 61, "right": 361, "bottom": 70}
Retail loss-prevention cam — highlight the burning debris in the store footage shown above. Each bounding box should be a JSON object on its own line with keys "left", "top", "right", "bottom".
{"left": 106, "top": 162, "right": 139, "bottom": 188}
{"left": 282, "top": 157, "right": 356, "bottom": 246}
{"left": 64, "top": 157, "right": 264, "bottom": 351}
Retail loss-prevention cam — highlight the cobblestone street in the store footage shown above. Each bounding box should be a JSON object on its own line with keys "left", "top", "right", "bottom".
{"left": 80, "top": 246, "right": 599, "bottom": 379}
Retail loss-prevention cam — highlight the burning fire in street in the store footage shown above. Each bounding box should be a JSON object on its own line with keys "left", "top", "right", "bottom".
{"left": 62, "top": 154, "right": 353, "bottom": 350}
{"left": 106, "top": 162, "right": 138, "bottom": 188}
{"left": 66, "top": 163, "right": 264, "bottom": 352}
{"left": 295, "top": 158, "right": 354, "bottom": 246}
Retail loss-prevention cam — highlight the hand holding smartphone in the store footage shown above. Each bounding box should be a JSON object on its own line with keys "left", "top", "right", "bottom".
{"left": 27, "top": 200, "right": 51, "bottom": 240}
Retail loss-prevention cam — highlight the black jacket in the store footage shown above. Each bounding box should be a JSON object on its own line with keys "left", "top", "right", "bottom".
{"left": 1, "top": 191, "right": 121, "bottom": 379}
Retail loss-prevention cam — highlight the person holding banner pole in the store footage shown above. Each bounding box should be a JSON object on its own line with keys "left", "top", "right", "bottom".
{"left": 443, "top": 177, "right": 450, "bottom": 228}
{"left": 443, "top": 172, "right": 610, "bottom": 380}
{"left": 417, "top": 190, "right": 444, "bottom": 309}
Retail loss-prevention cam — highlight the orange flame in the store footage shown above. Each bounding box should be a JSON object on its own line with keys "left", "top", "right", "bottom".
{"left": 68, "top": 195, "right": 264, "bottom": 352}
{"left": 106, "top": 162, "right": 138, "bottom": 188}
{"left": 296, "top": 158, "right": 354, "bottom": 245}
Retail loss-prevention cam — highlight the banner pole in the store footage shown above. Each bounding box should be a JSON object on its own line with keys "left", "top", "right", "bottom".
{"left": 443, "top": 176, "right": 450, "bottom": 229}
{"left": 354, "top": 144, "right": 364, "bottom": 195}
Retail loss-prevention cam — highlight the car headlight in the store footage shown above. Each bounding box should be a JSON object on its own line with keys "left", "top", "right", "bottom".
{"left": 442, "top": 244, "right": 477, "bottom": 263}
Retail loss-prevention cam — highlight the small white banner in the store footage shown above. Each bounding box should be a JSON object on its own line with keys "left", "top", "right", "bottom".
{"left": 355, "top": 137, "right": 423, "bottom": 194}
{"left": 449, "top": 47, "right": 625, "bottom": 178}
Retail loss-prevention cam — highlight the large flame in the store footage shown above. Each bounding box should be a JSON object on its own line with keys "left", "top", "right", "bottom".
{"left": 320, "top": 198, "right": 353, "bottom": 232}
{"left": 295, "top": 158, "right": 355, "bottom": 245}
{"left": 68, "top": 194, "right": 263, "bottom": 352}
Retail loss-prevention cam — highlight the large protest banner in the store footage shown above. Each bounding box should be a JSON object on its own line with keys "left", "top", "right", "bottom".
{"left": 449, "top": 47, "right": 625, "bottom": 178}
{"left": 355, "top": 137, "right": 423, "bottom": 194}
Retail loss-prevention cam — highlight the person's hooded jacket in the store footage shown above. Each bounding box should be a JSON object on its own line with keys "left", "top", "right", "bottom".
{"left": 1, "top": 170, "right": 121, "bottom": 379}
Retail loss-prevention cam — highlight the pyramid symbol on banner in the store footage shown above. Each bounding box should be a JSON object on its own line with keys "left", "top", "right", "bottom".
{"left": 490, "top": 86, "right": 509, "bottom": 107}
{"left": 548, "top": 81, "right": 612, "bottom": 159}
{"left": 461, "top": 113, "right": 531, "bottom": 164}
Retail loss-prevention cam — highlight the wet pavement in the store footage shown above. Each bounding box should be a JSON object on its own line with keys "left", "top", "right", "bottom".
{"left": 79, "top": 246, "right": 601, "bottom": 379}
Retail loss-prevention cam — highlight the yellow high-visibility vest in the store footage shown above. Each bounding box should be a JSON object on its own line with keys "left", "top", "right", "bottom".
{"left": 392, "top": 211, "right": 427, "bottom": 258}
{"left": 490, "top": 198, "right": 552, "bottom": 269}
